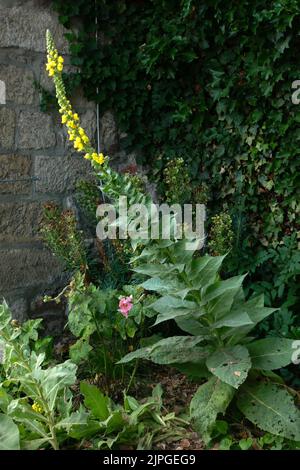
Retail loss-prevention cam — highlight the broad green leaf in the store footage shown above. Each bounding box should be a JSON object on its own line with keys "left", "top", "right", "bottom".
{"left": 22, "top": 438, "right": 49, "bottom": 450}
{"left": 104, "top": 410, "right": 125, "bottom": 434}
{"left": 206, "top": 345, "right": 251, "bottom": 388}
{"left": 245, "top": 295, "right": 278, "bottom": 325}
{"left": 237, "top": 382, "right": 300, "bottom": 441}
{"left": 175, "top": 314, "right": 208, "bottom": 336}
{"left": 141, "top": 277, "right": 189, "bottom": 299}
{"left": 38, "top": 360, "right": 77, "bottom": 411}
{"left": 80, "top": 382, "right": 110, "bottom": 420}
{"left": 213, "top": 311, "right": 253, "bottom": 328}
{"left": 55, "top": 407, "right": 89, "bottom": 431}
{"left": 118, "top": 336, "right": 208, "bottom": 365}
{"left": 190, "top": 376, "right": 235, "bottom": 443}
{"left": 134, "top": 263, "right": 184, "bottom": 276}
{"left": 0, "top": 414, "right": 20, "bottom": 450}
{"left": 204, "top": 275, "right": 247, "bottom": 322}
{"left": 150, "top": 296, "right": 198, "bottom": 325}
{"left": 69, "top": 420, "right": 101, "bottom": 440}
{"left": 187, "top": 255, "right": 225, "bottom": 289}
{"left": 247, "top": 338, "right": 295, "bottom": 370}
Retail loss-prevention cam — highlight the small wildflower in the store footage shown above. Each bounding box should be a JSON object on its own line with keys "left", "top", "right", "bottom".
{"left": 32, "top": 402, "right": 43, "bottom": 414}
{"left": 92, "top": 153, "right": 105, "bottom": 165}
{"left": 118, "top": 295, "right": 133, "bottom": 318}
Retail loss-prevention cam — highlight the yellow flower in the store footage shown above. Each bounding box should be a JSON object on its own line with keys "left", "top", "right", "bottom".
{"left": 67, "top": 120, "right": 76, "bottom": 129}
{"left": 78, "top": 127, "right": 85, "bottom": 136}
{"left": 92, "top": 153, "right": 105, "bottom": 165}
{"left": 77, "top": 142, "right": 84, "bottom": 151}
{"left": 82, "top": 135, "right": 89, "bottom": 144}
{"left": 57, "top": 63, "right": 63, "bottom": 72}
{"left": 32, "top": 402, "right": 43, "bottom": 414}
{"left": 58, "top": 56, "right": 64, "bottom": 63}
{"left": 61, "top": 115, "right": 67, "bottom": 124}
{"left": 84, "top": 153, "right": 92, "bottom": 160}
{"left": 73, "top": 113, "right": 79, "bottom": 121}
{"left": 68, "top": 131, "right": 75, "bottom": 141}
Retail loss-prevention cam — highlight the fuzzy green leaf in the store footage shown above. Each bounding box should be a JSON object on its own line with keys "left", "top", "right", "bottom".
{"left": 247, "top": 338, "right": 295, "bottom": 370}
{"left": 0, "top": 414, "right": 20, "bottom": 450}
{"left": 190, "top": 376, "right": 235, "bottom": 443}
{"left": 206, "top": 345, "right": 251, "bottom": 388}
{"left": 237, "top": 381, "right": 300, "bottom": 441}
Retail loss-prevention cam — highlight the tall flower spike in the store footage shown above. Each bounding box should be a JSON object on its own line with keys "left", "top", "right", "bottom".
{"left": 45, "top": 30, "right": 106, "bottom": 167}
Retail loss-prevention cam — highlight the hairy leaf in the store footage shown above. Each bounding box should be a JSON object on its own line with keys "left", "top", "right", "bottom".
{"left": 190, "top": 376, "right": 235, "bottom": 443}
{"left": 237, "top": 381, "right": 300, "bottom": 441}
{"left": 206, "top": 345, "right": 251, "bottom": 388}
{"left": 247, "top": 338, "right": 295, "bottom": 370}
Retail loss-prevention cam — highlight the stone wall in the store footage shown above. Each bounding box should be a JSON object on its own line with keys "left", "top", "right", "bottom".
{"left": 0, "top": 0, "right": 120, "bottom": 326}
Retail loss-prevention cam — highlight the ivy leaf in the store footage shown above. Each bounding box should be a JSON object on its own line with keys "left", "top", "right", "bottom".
{"left": 237, "top": 381, "right": 300, "bottom": 441}
{"left": 190, "top": 376, "right": 235, "bottom": 443}
{"left": 206, "top": 345, "right": 251, "bottom": 389}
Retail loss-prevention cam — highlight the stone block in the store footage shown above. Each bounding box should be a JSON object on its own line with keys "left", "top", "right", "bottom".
{"left": 34, "top": 154, "right": 92, "bottom": 194}
{"left": 0, "top": 201, "right": 43, "bottom": 242}
{"left": 100, "top": 110, "right": 119, "bottom": 154}
{"left": 0, "top": 154, "right": 32, "bottom": 195}
{"left": 0, "top": 4, "right": 69, "bottom": 53}
{"left": 0, "top": 107, "right": 15, "bottom": 149}
{"left": 0, "top": 247, "right": 64, "bottom": 293}
{"left": 0, "top": 65, "right": 35, "bottom": 105}
{"left": 17, "top": 111, "right": 56, "bottom": 149}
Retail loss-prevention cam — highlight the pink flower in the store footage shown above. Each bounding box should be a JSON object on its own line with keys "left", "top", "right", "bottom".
{"left": 118, "top": 295, "right": 133, "bottom": 318}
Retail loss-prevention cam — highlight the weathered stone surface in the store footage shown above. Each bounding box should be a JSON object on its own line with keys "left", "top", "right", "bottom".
{"left": 0, "top": 4, "right": 69, "bottom": 53}
{"left": 0, "top": 154, "right": 32, "bottom": 195}
{"left": 34, "top": 154, "right": 92, "bottom": 193}
{"left": 17, "top": 111, "right": 56, "bottom": 149}
{"left": 6, "top": 297, "right": 28, "bottom": 323}
{"left": 72, "top": 88, "right": 96, "bottom": 110}
{"left": 0, "top": 65, "right": 35, "bottom": 105}
{"left": 0, "top": 247, "right": 64, "bottom": 293}
{"left": 0, "top": 107, "right": 15, "bottom": 148}
{"left": 0, "top": 201, "right": 43, "bottom": 242}
{"left": 30, "top": 302, "right": 67, "bottom": 337}
{"left": 80, "top": 109, "right": 97, "bottom": 144}
{"left": 100, "top": 110, "right": 119, "bottom": 153}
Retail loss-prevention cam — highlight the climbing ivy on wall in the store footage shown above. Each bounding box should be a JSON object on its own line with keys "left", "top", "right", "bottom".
{"left": 52, "top": 0, "right": 300, "bottom": 343}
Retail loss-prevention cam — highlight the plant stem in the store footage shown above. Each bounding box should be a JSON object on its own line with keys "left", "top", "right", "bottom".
{"left": 126, "top": 358, "right": 139, "bottom": 393}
